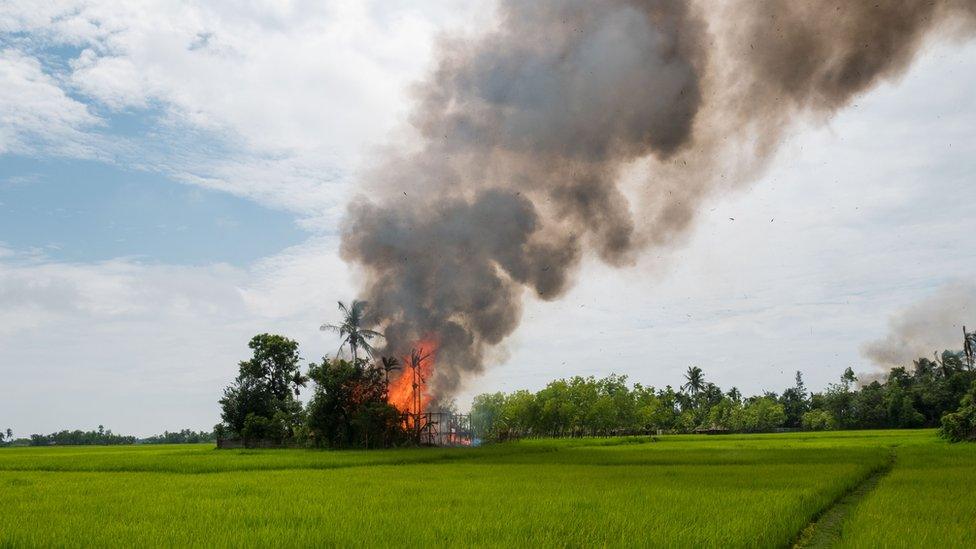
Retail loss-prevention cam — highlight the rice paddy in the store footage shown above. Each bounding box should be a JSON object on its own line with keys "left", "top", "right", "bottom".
{"left": 0, "top": 430, "right": 969, "bottom": 547}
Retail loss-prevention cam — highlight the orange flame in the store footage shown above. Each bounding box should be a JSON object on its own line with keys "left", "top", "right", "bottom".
{"left": 387, "top": 338, "right": 437, "bottom": 415}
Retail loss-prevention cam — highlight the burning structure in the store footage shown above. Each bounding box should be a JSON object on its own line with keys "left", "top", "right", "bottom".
{"left": 341, "top": 1, "right": 976, "bottom": 409}
{"left": 386, "top": 342, "right": 473, "bottom": 446}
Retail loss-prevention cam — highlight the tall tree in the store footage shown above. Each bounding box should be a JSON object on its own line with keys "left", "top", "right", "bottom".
{"left": 218, "top": 334, "right": 307, "bottom": 442}
{"left": 379, "top": 356, "right": 400, "bottom": 396}
{"left": 682, "top": 366, "right": 705, "bottom": 397}
{"left": 321, "top": 300, "right": 383, "bottom": 364}
{"left": 841, "top": 367, "right": 857, "bottom": 390}
{"left": 780, "top": 371, "right": 810, "bottom": 428}
{"left": 239, "top": 334, "right": 307, "bottom": 401}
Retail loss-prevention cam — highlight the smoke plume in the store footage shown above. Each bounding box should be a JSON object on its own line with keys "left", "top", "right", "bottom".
{"left": 341, "top": 0, "right": 976, "bottom": 400}
{"left": 863, "top": 282, "right": 976, "bottom": 370}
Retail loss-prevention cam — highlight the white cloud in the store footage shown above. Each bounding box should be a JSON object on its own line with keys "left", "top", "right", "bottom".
{"left": 1, "top": 0, "right": 495, "bottom": 220}
{"left": 0, "top": 48, "right": 100, "bottom": 156}
{"left": 0, "top": 238, "right": 355, "bottom": 435}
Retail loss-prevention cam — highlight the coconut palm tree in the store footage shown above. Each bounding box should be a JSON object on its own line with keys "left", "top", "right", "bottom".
{"left": 965, "top": 327, "right": 975, "bottom": 369}
{"left": 682, "top": 366, "right": 705, "bottom": 397}
{"left": 380, "top": 356, "right": 400, "bottom": 396}
{"left": 320, "top": 300, "right": 383, "bottom": 364}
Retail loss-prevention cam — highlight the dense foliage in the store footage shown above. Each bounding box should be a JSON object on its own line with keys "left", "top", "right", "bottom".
{"left": 213, "top": 324, "right": 975, "bottom": 447}
{"left": 216, "top": 333, "right": 410, "bottom": 448}
{"left": 471, "top": 351, "right": 976, "bottom": 441}
{"left": 14, "top": 427, "right": 216, "bottom": 446}
{"left": 28, "top": 426, "right": 135, "bottom": 446}
{"left": 940, "top": 380, "right": 976, "bottom": 442}
{"left": 217, "top": 334, "right": 308, "bottom": 445}
{"left": 305, "top": 357, "right": 407, "bottom": 448}
{"left": 141, "top": 430, "right": 216, "bottom": 445}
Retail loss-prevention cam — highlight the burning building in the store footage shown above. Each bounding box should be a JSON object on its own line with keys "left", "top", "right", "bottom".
{"left": 386, "top": 342, "right": 473, "bottom": 446}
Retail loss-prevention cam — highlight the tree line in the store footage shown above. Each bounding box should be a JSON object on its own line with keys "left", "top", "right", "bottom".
{"left": 469, "top": 350, "right": 976, "bottom": 442}
{"left": 0, "top": 426, "right": 215, "bottom": 447}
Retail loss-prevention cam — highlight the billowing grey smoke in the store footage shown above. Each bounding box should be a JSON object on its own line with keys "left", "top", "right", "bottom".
{"left": 863, "top": 282, "right": 976, "bottom": 370}
{"left": 341, "top": 0, "right": 976, "bottom": 400}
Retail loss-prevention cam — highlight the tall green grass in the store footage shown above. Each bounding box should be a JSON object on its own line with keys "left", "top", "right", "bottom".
{"left": 0, "top": 430, "right": 957, "bottom": 547}
{"left": 838, "top": 441, "right": 976, "bottom": 548}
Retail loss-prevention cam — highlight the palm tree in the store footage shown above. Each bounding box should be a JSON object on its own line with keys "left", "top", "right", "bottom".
{"left": 935, "top": 350, "right": 964, "bottom": 379}
{"left": 682, "top": 366, "right": 705, "bottom": 397}
{"left": 964, "top": 326, "right": 975, "bottom": 369}
{"left": 380, "top": 356, "right": 400, "bottom": 396}
{"left": 320, "top": 300, "right": 383, "bottom": 364}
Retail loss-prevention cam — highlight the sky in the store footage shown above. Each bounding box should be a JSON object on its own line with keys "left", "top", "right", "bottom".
{"left": 2, "top": 1, "right": 975, "bottom": 437}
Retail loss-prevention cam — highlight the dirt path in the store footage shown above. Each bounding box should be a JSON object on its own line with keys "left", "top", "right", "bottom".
{"left": 791, "top": 454, "right": 895, "bottom": 548}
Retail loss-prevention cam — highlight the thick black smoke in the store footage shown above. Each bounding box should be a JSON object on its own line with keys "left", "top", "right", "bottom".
{"left": 341, "top": 0, "right": 976, "bottom": 400}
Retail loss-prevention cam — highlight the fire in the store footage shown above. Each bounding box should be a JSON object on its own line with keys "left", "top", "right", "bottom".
{"left": 386, "top": 338, "right": 437, "bottom": 415}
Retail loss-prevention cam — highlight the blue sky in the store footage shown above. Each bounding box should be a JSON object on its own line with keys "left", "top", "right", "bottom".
{"left": 1, "top": 1, "right": 975, "bottom": 436}
{"left": 1, "top": 155, "right": 305, "bottom": 264}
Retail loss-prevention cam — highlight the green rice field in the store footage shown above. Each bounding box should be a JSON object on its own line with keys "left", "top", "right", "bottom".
{"left": 1, "top": 430, "right": 972, "bottom": 547}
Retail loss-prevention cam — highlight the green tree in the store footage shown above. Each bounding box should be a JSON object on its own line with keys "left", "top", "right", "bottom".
{"left": 320, "top": 300, "right": 383, "bottom": 363}
{"left": 841, "top": 367, "right": 857, "bottom": 389}
{"left": 632, "top": 384, "right": 680, "bottom": 433}
{"left": 852, "top": 381, "right": 888, "bottom": 429}
{"left": 885, "top": 385, "right": 925, "bottom": 428}
{"left": 471, "top": 392, "right": 506, "bottom": 439}
{"left": 733, "top": 397, "right": 786, "bottom": 432}
{"left": 707, "top": 397, "right": 740, "bottom": 430}
{"left": 935, "top": 350, "right": 965, "bottom": 379}
{"left": 535, "top": 380, "right": 574, "bottom": 437}
{"left": 682, "top": 366, "right": 705, "bottom": 397}
{"left": 940, "top": 381, "right": 976, "bottom": 442}
{"left": 802, "top": 409, "right": 836, "bottom": 431}
{"left": 305, "top": 357, "right": 403, "bottom": 448}
{"left": 503, "top": 390, "right": 538, "bottom": 438}
{"left": 218, "top": 334, "right": 307, "bottom": 442}
{"left": 780, "top": 371, "right": 809, "bottom": 428}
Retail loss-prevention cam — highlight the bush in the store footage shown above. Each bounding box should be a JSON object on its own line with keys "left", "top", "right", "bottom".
{"left": 732, "top": 398, "right": 786, "bottom": 432}
{"left": 242, "top": 414, "right": 273, "bottom": 442}
{"left": 802, "top": 409, "right": 836, "bottom": 431}
{"left": 940, "top": 381, "right": 976, "bottom": 443}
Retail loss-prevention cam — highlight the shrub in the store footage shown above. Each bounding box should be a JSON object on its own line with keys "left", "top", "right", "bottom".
{"left": 242, "top": 413, "right": 273, "bottom": 442}
{"left": 940, "top": 381, "right": 976, "bottom": 443}
{"left": 732, "top": 398, "right": 786, "bottom": 432}
{"left": 802, "top": 409, "right": 836, "bottom": 431}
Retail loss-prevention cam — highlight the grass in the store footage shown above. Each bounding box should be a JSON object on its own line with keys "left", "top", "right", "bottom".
{"left": 0, "top": 429, "right": 968, "bottom": 547}
{"left": 838, "top": 441, "right": 976, "bottom": 548}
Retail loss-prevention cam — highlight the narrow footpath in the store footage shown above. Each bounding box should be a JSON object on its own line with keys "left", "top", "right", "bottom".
{"left": 791, "top": 453, "right": 896, "bottom": 548}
